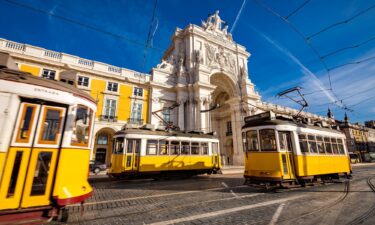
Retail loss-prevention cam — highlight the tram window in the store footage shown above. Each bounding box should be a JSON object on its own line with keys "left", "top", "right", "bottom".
{"left": 71, "top": 106, "right": 93, "bottom": 147}
{"left": 39, "top": 108, "right": 62, "bottom": 143}
{"left": 316, "top": 136, "right": 325, "bottom": 154}
{"left": 324, "top": 137, "right": 333, "bottom": 154}
{"left": 331, "top": 138, "right": 339, "bottom": 154}
{"left": 7, "top": 151, "right": 23, "bottom": 197}
{"left": 181, "top": 141, "right": 190, "bottom": 155}
{"left": 338, "top": 139, "right": 344, "bottom": 154}
{"left": 212, "top": 143, "right": 219, "bottom": 154}
{"left": 201, "top": 143, "right": 209, "bottom": 155}
{"left": 246, "top": 130, "right": 258, "bottom": 151}
{"left": 308, "top": 135, "right": 318, "bottom": 153}
{"left": 16, "top": 105, "right": 36, "bottom": 143}
{"left": 299, "top": 134, "right": 309, "bottom": 153}
{"left": 191, "top": 142, "right": 199, "bottom": 155}
{"left": 127, "top": 140, "right": 133, "bottom": 153}
{"left": 170, "top": 141, "right": 180, "bottom": 155}
{"left": 259, "top": 129, "right": 277, "bottom": 151}
{"left": 146, "top": 140, "right": 158, "bottom": 155}
{"left": 113, "top": 137, "right": 124, "bottom": 154}
{"left": 278, "top": 132, "right": 292, "bottom": 152}
{"left": 31, "top": 152, "right": 52, "bottom": 196}
{"left": 159, "top": 141, "right": 169, "bottom": 155}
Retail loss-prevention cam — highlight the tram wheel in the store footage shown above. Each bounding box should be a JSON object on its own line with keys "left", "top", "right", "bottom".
{"left": 57, "top": 208, "right": 69, "bottom": 222}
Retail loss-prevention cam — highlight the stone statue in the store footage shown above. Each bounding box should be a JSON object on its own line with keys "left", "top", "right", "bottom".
{"left": 213, "top": 10, "right": 224, "bottom": 30}
{"left": 223, "top": 24, "right": 228, "bottom": 35}
{"left": 202, "top": 10, "right": 225, "bottom": 32}
{"left": 177, "top": 54, "right": 185, "bottom": 75}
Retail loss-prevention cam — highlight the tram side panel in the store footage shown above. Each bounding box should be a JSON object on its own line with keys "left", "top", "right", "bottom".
{"left": 52, "top": 104, "right": 95, "bottom": 205}
{"left": 244, "top": 152, "right": 284, "bottom": 181}
{"left": 0, "top": 93, "right": 20, "bottom": 181}
{"left": 52, "top": 148, "right": 92, "bottom": 205}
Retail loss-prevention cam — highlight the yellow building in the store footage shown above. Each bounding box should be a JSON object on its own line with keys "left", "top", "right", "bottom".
{"left": 0, "top": 38, "right": 150, "bottom": 165}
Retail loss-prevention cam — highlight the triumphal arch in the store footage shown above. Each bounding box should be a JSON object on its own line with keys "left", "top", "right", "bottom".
{"left": 150, "top": 11, "right": 261, "bottom": 165}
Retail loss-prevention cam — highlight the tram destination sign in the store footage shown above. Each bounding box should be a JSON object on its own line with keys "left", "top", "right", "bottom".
{"left": 244, "top": 111, "right": 275, "bottom": 123}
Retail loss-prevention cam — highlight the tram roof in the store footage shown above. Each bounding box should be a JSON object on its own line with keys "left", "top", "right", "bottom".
{"left": 242, "top": 118, "right": 343, "bottom": 134}
{"left": 0, "top": 68, "right": 95, "bottom": 103}
{"left": 115, "top": 128, "right": 219, "bottom": 139}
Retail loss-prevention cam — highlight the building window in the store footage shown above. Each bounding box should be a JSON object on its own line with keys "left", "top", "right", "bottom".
{"left": 131, "top": 103, "right": 142, "bottom": 121}
{"left": 226, "top": 121, "right": 232, "bottom": 136}
{"left": 163, "top": 109, "right": 171, "bottom": 123}
{"left": 104, "top": 99, "right": 117, "bottom": 118}
{"left": 41, "top": 69, "right": 56, "bottom": 80}
{"left": 133, "top": 87, "right": 143, "bottom": 97}
{"left": 97, "top": 134, "right": 108, "bottom": 145}
{"left": 107, "top": 82, "right": 118, "bottom": 92}
{"left": 77, "top": 76, "right": 89, "bottom": 87}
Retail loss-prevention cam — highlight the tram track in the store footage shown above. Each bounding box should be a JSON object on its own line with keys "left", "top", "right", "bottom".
{"left": 346, "top": 177, "right": 375, "bottom": 225}
{"left": 256, "top": 179, "right": 352, "bottom": 224}
{"left": 66, "top": 186, "right": 263, "bottom": 224}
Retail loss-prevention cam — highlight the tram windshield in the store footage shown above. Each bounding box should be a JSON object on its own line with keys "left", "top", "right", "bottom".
{"left": 71, "top": 105, "right": 93, "bottom": 146}
{"left": 244, "top": 130, "right": 259, "bottom": 151}
{"left": 259, "top": 129, "right": 277, "bottom": 151}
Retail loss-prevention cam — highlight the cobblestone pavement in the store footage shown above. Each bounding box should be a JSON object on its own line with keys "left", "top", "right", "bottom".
{"left": 57, "top": 165, "right": 375, "bottom": 225}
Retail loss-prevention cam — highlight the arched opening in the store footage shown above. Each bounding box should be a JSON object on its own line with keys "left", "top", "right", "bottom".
{"left": 209, "top": 73, "right": 238, "bottom": 166}
{"left": 93, "top": 127, "right": 116, "bottom": 166}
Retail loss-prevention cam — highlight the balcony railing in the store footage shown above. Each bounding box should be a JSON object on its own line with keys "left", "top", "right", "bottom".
{"left": 99, "top": 115, "right": 118, "bottom": 122}
{"left": 128, "top": 118, "right": 144, "bottom": 125}
{"left": 226, "top": 131, "right": 232, "bottom": 136}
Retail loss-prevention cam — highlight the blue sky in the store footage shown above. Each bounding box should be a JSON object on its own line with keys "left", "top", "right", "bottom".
{"left": 1, "top": 0, "right": 374, "bottom": 122}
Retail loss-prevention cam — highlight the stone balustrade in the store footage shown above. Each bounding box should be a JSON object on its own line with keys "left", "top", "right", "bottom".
{"left": 0, "top": 38, "right": 150, "bottom": 82}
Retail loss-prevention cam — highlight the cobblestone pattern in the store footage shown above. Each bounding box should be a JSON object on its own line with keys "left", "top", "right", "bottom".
{"left": 53, "top": 167, "right": 375, "bottom": 225}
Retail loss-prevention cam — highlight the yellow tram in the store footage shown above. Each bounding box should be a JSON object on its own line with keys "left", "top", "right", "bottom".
{"left": 108, "top": 129, "right": 221, "bottom": 178}
{"left": 242, "top": 112, "right": 351, "bottom": 187}
{"left": 0, "top": 53, "right": 96, "bottom": 222}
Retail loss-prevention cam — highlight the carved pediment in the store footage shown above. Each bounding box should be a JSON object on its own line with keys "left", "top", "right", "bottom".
{"left": 204, "top": 43, "right": 236, "bottom": 73}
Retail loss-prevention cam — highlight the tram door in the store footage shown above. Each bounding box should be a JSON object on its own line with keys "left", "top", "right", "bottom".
{"left": 124, "top": 139, "right": 140, "bottom": 171}
{"left": 0, "top": 102, "right": 66, "bottom": 210}
{"left": 278, "top": 131, "right": 296, "bottom": 180}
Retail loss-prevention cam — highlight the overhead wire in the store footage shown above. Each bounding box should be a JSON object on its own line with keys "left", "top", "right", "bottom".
{"left": 4, "top": 0, "right": 164, "bottom": 52}
{"left": 252, "top": 0, "right": 347, "bottom": 110}
{"left": 321, "top": 36, "right": 375, "bottom": 59}
{"left": 307, "top": 4, "right": 375, "bottom": 40}
{"left": 328, "top": 54, "right": 375, "bottom": 71}
{"left": 310, "top": 86, "right": 375, "bottom": 108}
{"left": 142, "top": 0, "right": 159, "bottom": 69}
{"left": 284, "top": 0, "right": 311, "bottom": 19}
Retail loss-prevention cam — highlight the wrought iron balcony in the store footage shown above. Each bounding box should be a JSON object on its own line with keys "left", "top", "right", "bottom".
{"left": 128, "top": 118, "right": 144, "bottom": 125}
{"left": 99, "top": 115, "right": 118, "bottom": 122}
{"left": 226, "top": 131, "right": 232, "bottom": 136}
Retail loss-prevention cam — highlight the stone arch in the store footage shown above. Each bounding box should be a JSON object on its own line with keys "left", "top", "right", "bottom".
{"left": 93, "top": 127, "right": 117, "bottom": 166}
{"left": 209, "top": 72, "right": 238, "bottom": 98}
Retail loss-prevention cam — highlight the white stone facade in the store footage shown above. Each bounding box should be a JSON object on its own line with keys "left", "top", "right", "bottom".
{"left": 150, "top": 12, "right": 261, "bottom": 165}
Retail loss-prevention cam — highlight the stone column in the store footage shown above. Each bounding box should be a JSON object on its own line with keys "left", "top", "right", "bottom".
{"left": 177, "top": 99, "right": 185, "bottom": 130}
{"left": 230, "top": 101, "right": 245, "bottom": 166}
